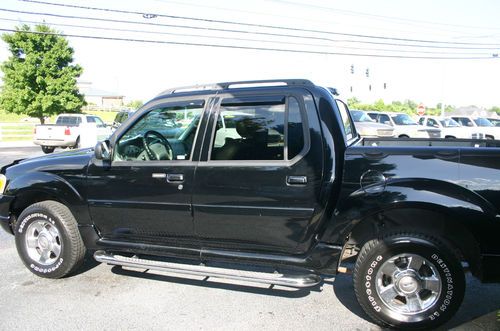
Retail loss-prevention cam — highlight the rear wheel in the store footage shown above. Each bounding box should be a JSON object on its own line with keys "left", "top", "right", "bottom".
{"left": 398, "top": 135, "right": 410, "bottom": 139}
{"left": 15, "top": 201, "right": 86, "bottom": 278}
{"left": 41, "top": 146, "right": 55, "bottom": 154}
{"left": 353, "top": 232, "right": 465, "bottom": 329}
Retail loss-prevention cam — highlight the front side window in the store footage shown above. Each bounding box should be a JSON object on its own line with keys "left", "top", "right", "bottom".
{"left": 427, "top": 118, "right": 439, "bottom": 127}
{"left": 391, "top": 114, "right": 417, "bottom": 125}
{"left": 114, "top": 101, "right": 204, "bottom": 161}
{"left": 210, "top": 96, "right": 306, "bottom": 161}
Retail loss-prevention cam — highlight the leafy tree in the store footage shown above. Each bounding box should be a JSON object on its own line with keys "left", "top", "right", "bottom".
{"left": 126, "top": 100, "right": 144, "bottom": 110}
{"left": 490, "top": 106, "right": 500, "bottom": 115}
{"left": 0, "top": 25, "right": 85, "bottom": 124}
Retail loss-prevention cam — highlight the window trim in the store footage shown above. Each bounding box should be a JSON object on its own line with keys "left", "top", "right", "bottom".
{"left": 110, "top": 98, "right": 209, "bottom": 165}
{"left": 203, "top": 93, "right": 310, "bottom": 167}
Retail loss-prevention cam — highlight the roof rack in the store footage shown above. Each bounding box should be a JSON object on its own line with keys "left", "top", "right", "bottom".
{"left": 157, "top": 79, "right": 315, "bottom": 96}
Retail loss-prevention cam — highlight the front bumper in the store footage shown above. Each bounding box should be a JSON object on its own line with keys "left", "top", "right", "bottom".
{"left": 0, "top": 195, "right": 15, "bottom": 234}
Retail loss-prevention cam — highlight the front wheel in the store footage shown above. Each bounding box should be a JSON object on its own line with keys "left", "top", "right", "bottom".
{"left": 15, "top": 201, "right": 86, "bottom": 278}
{"left": 353, "top": 232, "right": 465, "bottom": 329}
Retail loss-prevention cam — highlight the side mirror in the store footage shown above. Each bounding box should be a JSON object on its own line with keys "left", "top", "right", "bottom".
{"left": 94, "top": 140, "right": 111, "bottom": 161}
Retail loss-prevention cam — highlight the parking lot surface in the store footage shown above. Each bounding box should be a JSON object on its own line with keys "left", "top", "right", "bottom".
{"left": 0, "top": 147, "right": 499, "bottom": 330}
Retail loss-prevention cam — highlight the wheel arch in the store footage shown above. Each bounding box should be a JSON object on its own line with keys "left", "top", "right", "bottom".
{"left": 322, "top": 179, "right": 498, "bottom": 279}
{"left": 6, "top": 172, "right": 91, "bottom": 229}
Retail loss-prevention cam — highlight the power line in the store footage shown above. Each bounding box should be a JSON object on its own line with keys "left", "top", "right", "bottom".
{"left": 0, "top": 28, "right": 495, "bottom": 60}
{"left": 268, "top": 0, "right": 500, "bottom": 32}
{"left": 17, "top": 0, "right": 500, "bottom": 46}
{"left": 1, "top": 17, "right": 490, "bottom": 56}
{"left": 150, "top": 0, "right": 481, "bottom": 39}
{"left": 3, "top": 8, "right": 500, "bottom": 51}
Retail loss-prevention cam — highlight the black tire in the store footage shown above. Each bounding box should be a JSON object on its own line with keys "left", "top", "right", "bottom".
{"left": 353, "top": 232, "right": 465, "bottom": 330}
{"left": 398, "top": 135, "right": 410, "bottom": 139}
{"left": 41, "top": 146, "right": 55, "bottom": 154}
{"left": 15, "top": 201, "right": 86, "bottom": 278}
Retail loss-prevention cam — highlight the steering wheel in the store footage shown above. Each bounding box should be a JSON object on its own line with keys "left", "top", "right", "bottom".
{"left": 142, "top": 130, "right": 174, "bottom": 160}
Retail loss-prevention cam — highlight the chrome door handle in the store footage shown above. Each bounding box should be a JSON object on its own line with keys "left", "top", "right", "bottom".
{"left": 286, "top": 175, "right": 307, "bottom": 185}
{"left": 167, "top": 173, "right": 184, "bottom": 183}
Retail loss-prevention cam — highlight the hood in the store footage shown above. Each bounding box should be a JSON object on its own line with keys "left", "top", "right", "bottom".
{"left": 3, "top": 148, "right": 94, "bottom": 175}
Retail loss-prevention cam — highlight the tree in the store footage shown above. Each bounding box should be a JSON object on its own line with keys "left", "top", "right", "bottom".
{"left": 0, "top": 25, "right": 85, "bottom": 124}
{"left": 126, "top": 100, "right": 144, "bottom": 110}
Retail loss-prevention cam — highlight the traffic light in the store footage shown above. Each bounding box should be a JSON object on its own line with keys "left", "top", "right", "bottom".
{"left": 365, "top": 68, "right": 369, "bottom": 77}
{"left": 350, "top": 65, "right": 354, "bottom": 74}
{"left": 384, "top": 82, "right": 387, "bottom": 89}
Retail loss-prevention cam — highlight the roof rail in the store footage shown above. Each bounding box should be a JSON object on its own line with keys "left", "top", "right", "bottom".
{"left": 157, "top": 79, "right": 315, "bottom": 96}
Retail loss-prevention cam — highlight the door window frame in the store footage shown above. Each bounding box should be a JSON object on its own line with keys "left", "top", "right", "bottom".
{"left": 200, "top": 90, "right": 311, "bottom": 167}
{"left": 108, "top": 96, "right": 214, "bottom": 167}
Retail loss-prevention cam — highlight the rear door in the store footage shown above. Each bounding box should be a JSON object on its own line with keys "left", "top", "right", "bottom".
{"left": 192, "top": 89, "right": 324, "bottom": 253}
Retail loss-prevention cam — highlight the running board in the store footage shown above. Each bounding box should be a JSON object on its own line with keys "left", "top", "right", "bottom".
{"left": 94, "top": 251, "right": 322, "bottom": 288}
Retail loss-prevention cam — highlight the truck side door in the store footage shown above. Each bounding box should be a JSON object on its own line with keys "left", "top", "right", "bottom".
{"left": 86, "top": 97, "right": 210, "bottom": 246}
{"left": 192, "top": 89, "right": 324, "bottom": 253}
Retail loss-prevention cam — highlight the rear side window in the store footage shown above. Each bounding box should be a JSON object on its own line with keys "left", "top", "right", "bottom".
{"left": 210, "top": 96, "right": 306, "bottom": 161}
{"left": 56, "top": 116, "right": 81, "bottom": 125}
{"left": 86, "top": 116, "right": 96, "bottom": 123}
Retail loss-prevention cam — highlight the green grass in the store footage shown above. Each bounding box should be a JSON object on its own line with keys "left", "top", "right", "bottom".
{"left": 0, "top": 136, "right": 32, "bottom": 141}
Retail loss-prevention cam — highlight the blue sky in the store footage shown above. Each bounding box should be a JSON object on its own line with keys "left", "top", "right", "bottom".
{"left": 1, "top": 0, "right": 500, "bottom": 107}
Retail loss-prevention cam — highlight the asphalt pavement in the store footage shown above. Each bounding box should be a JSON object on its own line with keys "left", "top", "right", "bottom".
{"left": 0, "top": 147, "right": 499, "bottom": 330}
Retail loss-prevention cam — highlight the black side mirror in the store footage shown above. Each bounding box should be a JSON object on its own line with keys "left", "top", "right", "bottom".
{"left": 94, "top": 140, "right": 111, "bottom": 161}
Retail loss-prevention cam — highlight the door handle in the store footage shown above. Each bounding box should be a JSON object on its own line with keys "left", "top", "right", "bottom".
{"left": 167, "top": 173, "right": 184, "bottom": 183}
{"left": 286, "top": 175, "right": 307, "bottom": 185}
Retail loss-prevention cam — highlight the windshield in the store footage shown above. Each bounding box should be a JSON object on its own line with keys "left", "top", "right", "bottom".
{"left": 474, "top": 118, "right": 494, "bottom": 127}
{"left": 440, "top": 118, "right": 460, "bottom": 127}
{"left": 350, "top": 110, "right": 374, "bottom": 123}
{"left": 391, "top": 114, "right": 417, "bottom": 125}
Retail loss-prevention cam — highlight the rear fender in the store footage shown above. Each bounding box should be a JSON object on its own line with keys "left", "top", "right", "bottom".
{"left": 321, "top": 178, "right": 498, "bottom": 249}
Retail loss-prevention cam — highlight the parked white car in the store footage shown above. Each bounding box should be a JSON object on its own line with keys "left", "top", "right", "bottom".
{"left": 350, "top": 110, "right": 394, "bottom": 138}
{"left": 451, "top": 116, "right": 498, "bottom": 140}
{"left": 418, "top": 116, "right": 475, "bottom": 139}
{"left": 34, "top": 114, "right": 112, "bottom": 153}
{"left": 367, "top": 112, "right": 441, "bottom": 138}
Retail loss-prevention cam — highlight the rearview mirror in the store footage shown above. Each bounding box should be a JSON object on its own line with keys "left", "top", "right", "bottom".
{"left": 94, "top": 140, "right": 111, "bottom": 161}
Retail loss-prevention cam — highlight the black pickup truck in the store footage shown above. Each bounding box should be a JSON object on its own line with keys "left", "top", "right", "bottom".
{"left": 0, "top": 80, "right": 499, "bottom": 329}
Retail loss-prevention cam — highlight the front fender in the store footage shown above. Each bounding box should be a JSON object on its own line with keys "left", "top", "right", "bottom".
{"left": 5, "top": 171, "right": 91, "bottom": 225}
{"left": 321, "top": 178, "right": 499, "bottom": 251}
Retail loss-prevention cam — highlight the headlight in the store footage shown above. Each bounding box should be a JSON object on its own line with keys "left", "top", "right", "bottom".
{"left": 0, "top": 174, "right": 6, "bottom": 194}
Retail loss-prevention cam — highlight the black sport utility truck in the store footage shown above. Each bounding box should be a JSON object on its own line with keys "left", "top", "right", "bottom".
{"left": 1, "top": 80, "right": 499, "bottom": 329}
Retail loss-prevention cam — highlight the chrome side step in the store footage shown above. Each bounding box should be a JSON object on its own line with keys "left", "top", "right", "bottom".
{"left": 94, "top": 251, "right": 322, "bottom": 288}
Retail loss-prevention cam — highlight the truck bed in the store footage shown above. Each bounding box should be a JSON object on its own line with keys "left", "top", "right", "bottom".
{"left": 361, "top": 137, "right": 500, "bottom": 148}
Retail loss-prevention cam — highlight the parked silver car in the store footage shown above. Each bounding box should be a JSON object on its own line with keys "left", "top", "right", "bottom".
{"left": 350, "top": 110, "right": 394, "bottom": 138}
{"left": 367, "top": 111, "right": 441, "bottom": 138}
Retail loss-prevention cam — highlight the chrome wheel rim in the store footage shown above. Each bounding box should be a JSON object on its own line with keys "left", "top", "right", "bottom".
{"left": 375, "top": 254, "right": 442, "bottom": 316}
{"left": 25, "top": 220, "right": 62, "bottom": 265}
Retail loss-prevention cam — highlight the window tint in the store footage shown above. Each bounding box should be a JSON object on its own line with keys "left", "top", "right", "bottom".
{"left": 378, "top": 114, "right": 391, "bottom": 125}
{"left": 114, "top": 102, "right": 204, "bottom": 161}
{"left": 427, "top": 118, "right": 438, "bottom": 127}
{"left": 335, "top": 100, "right": 354, "bottom": 141}
{"left": 211, "top": 102, "right": 285, "bottom": 161}
{"left": 418, "top": 117, "right": 425, "bottom": 125}
{"left": 56, "top": 116, "right": 81, "bottom": 125}
{"left": 287, "top": 97, "right": 304, "bottom": 159}
{"left": 86, "top": 116, "right": 96, "bottom": 123}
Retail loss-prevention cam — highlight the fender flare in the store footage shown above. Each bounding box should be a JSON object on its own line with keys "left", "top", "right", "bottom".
{"left": 5, "top": 171, "right": 91, "bottom": 225}
{"left": 321, "top": 178, "right": 498, "bottom": 249}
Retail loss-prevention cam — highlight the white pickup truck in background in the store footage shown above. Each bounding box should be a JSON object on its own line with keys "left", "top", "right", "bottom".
{"left": 33, "top": 114, "right": 112, "bottom": 153}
